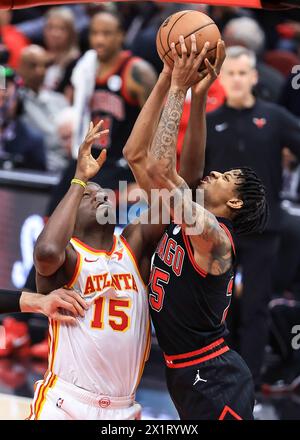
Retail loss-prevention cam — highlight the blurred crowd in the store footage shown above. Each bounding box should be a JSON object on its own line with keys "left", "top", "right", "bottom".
{"left": 1, "top": 1, "right": 300, "bottom": 391}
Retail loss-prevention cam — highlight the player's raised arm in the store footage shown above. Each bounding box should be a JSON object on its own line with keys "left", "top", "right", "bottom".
{"left": 122, "top": 64, "right": 171, "bottom": 200}
{"left": 179, "top": 40, "right": 226, "bottom": 189}
{"left": 34, "top": 121, "right": 108, "bottom": 278}
{"left": 146, "top": 36, "right": 231, "bottom": 267}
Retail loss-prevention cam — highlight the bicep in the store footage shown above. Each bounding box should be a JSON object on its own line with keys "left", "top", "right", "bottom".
{"left": 35, "top": 244, "right": 77, "bottom": 285}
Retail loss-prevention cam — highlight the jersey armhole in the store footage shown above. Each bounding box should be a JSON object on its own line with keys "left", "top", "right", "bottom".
{"left": 65, "top": 244, "right": 82, "bottom": 289}
{"left": 219, "top": 223, "right": 236, "bottom": 256}
{"left": 181, "top": 230, "right": 207, "bottom": 278}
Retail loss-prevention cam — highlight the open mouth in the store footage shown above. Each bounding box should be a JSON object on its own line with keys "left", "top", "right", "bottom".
{"left": 200, "top": 176, "right": 211, "bottom": 184}
{"left": 95, "top": 200, "right": 110, "bottom": 209}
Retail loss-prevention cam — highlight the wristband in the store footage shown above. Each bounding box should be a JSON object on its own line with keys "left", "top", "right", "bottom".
{"left": 71, "top": 178, "right": 87, "bottom": 189}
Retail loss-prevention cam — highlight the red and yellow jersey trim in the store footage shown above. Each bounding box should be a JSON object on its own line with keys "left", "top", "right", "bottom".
{"left": 71, "top": 236, "right": 117, "bottom": 256}
{"left": 66, "top": 250, "right": 83, "bottom": 289}
{"left": 134, "top": 318, "right": 151, "bottom": 393}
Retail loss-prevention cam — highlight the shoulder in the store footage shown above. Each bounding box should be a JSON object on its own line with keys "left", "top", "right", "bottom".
{"left": 127, "top": 57, "right": 157, "bottom": 82}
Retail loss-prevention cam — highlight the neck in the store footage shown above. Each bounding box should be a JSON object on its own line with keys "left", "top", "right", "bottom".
{"left": 205, "top": 204, "right": 232, "bottom": 222}
{"left": 98, "top": 51, "right": 121, "bottom": 71}
{"left": 49, "top": 48, "right": 68, "bottom": 61}
{"left": 74, "top": 224, "right": 115, "bottom": 252}
{"left": 226, "top": 94, "right": 255, "bottom": 109}
{"left": 26, "top": 84, "right": 40, "bottom": 94}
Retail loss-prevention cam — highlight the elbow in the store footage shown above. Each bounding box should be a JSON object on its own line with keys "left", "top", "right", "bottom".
{"left": 123, "top": 144, "right": 143, "bottom": 166}
{"left": 34, "top": 243, "right": 62, "bottom": 275}
{"left": 34, "top": 242, "right": 59, "bottom": 262}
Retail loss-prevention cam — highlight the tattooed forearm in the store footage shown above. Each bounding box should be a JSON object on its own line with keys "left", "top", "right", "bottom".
{"left": 150, "top": 88, "right": 186, "bottom": 173}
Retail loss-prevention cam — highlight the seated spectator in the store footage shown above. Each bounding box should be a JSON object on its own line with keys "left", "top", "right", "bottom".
{"left": 0, "top": 10, "right": 29, "bottom": 69}
{"left": 54, "top": 106, "right": 75, "bottom": 164}
{"left": 0, "top": 68, "right": 46, "bottom": 171}
{"left": 18, "top": 45, "right": 68, "bottom": 173}
{"left": 43, "top": 7, "right": 80, "bottom": 99}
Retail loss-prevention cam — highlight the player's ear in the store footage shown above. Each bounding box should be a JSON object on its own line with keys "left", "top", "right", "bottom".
{"left": 227, "top": 198, "right": 243, "bottom": 210}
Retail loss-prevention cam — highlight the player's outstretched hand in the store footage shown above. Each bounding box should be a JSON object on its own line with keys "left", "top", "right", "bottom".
{"left": 20, "top": 289, "right": 89, "bottom": 325}
{"left": 170, "top": 34, "right": 210, "bottom": 91}
{"left": 192, "top": 39, "right": 226, "bottom": 97}
{"left": 75, "top": 120, "right": 109, "bottom": 183}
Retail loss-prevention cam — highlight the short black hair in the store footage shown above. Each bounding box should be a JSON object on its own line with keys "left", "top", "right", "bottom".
{"left": 91, "top": 10, "right": 124, "bottom": 32}
{"left": 232, "top": 167, "right": 268, "bottom": 235}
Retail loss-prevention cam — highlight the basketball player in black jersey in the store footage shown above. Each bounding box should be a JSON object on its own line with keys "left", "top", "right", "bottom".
{"left": 127, "top": 36, "right": 268, "bottom": 420}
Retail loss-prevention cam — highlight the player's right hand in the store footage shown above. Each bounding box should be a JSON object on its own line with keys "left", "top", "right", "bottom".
{"left": 170, "top": 34, "right": 210, "bottom": 92}
{"left": 75, "top": 120, "right": 109, "bottom": 182}
{"left": 39, "top": 289, "right": 89, "bottom": 325}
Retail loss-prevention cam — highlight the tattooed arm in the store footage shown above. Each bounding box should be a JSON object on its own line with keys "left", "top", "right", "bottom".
{"left": 123, "top": 66, "right": 171, "bottom": 200}
{"left": 126, "top": 59, "right": 157, "bottom": 107}
{"left": 147, "top": 37, "right": 232, "bottom": 275}
{"left": 179, "top": 40, "right": 226, "bottom": 189}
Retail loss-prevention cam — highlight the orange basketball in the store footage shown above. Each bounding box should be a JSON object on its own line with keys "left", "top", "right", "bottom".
{"left": 156, "top": 10, "right": 221, "bottom": 71}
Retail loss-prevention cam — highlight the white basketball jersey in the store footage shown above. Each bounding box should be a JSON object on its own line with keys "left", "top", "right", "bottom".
{"left": 47, "top": 235, "right": 150, "bottom": 397}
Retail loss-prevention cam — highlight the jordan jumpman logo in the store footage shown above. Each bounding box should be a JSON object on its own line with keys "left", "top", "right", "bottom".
{"left": 193, "top": 370, "right": 208, "bottom": 386}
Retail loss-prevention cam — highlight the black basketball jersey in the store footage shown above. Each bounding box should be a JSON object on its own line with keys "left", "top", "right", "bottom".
{"left": 90, "top": 50, "right": 141, "bottom": 161}
{"left": 149, "top": 218, "right": 235, "bottom": 355}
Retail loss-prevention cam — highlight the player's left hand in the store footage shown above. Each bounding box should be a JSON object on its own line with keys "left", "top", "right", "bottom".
{"left": 75, "top": 120, "right": 109, "bottom": 182}
{"left": 192, "top": 39, "right": 226, "bottom": 97}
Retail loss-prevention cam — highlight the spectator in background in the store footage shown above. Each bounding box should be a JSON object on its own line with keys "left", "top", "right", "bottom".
{"left": 43, "top": 7, "right": 80, "bottom": 100}
{"left": 223, "top": 16, "right": 285, "bottom": 102}
{"left": 204, "top": 46, "right": 300, "bottom": 389}
{"left": 54, "top": 106, "right": 74, "bottom": 161}
{"left": 51, "top": 9, "right": 157, "bottom": 211}
{"left": 0, "top": 10, "right": 29, "bottom": 69}
{"left": 13, "top": 5, "right": 89, "bottom": 48}
{"left": 279, "top": 70, "right": 300, "bottom": 118}
{"left": 18, "top": 45, "right": 68, "bottom": 173}
{"left": 281, "top": 148, "right": 300, "bottom": 204}
{"left": 273, "top": 148, "right": 300, "bottom": 298}
{"left": 0, "top": 68, "right": 46, "bottom": 171}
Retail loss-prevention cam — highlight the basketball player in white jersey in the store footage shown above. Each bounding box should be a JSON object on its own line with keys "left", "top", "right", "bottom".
{"left": 30, "top": 36, "right": 224, "bottom": 420}
{"left": 29, "top": 121, "right": 161, "bottom": 420}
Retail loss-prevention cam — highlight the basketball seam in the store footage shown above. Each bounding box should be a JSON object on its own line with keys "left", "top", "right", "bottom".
{"left": 164, "top": 22, "right": 217, "bottom": 57}
{"left": 163, "top": 46, "right": 217, "bottom": 64}
{"left": 166, "top": 11, "right": 191, "bottom": 51}
{"left": 158, "top": 27, "right": 166, "bottom": 59}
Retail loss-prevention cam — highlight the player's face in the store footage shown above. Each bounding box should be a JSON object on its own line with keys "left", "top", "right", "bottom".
{"left": 89, "top": 14, "right": 123, "bottom": 62}
{"left": 198, "top": 169, "right": 243, "bottom": 209}
{"left": 219, "top": 55, "right": 258, "bottom": 102}
{"left": 77, "top": 182, "right": 114, "bottom": 226}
